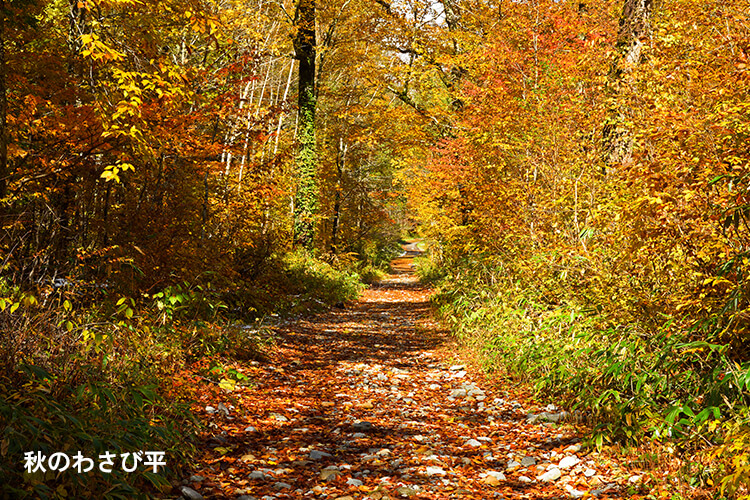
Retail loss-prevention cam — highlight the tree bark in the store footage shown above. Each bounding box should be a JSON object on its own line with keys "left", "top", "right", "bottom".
{"left": 331, "top": 138, "right": 346, "bottom": 252}
{"left": 603, "top": 0, "right": 655, "bottom": 169}
{"left": 292, "top": 0, "right": 318, "bottom": 249}
{"left": 0, "top": 0, "right": 8, "bottom": 199}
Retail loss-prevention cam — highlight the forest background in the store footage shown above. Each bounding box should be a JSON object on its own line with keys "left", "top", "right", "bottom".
{"left": 1, "top": 0, "right": 749, "bottom": 498}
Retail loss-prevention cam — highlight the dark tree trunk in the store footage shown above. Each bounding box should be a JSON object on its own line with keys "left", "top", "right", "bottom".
{"left": 331, "top": 139, "right": 346, "bottom": 252}
{"left": 292, "top": 0, "right": 318, "bottom": 249}
{"left": 0, "top": 0, "right": 8, "bottom": 199}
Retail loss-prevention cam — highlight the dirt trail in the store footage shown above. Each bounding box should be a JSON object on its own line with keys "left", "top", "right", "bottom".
{"left": 180, "top": 246, "right": 628, "bottom": 500}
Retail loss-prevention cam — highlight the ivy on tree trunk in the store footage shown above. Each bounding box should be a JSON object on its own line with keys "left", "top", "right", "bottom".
{"left": 293, "top": 0, "right": 317, "bottom": 249}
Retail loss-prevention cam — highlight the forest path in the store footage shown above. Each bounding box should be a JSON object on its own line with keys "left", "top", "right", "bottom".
{"left": 178, "top": 244, "right": 627, "bottom": 500}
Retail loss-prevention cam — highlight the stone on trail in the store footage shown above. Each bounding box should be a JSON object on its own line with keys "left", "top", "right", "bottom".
{"left": 450, "top": 388, "right": 468, "bottom": 398}
{"left": 481, "top": 470, "right": 506, "bottom": 485}
{"left": 464, "top": 438, "right": 482, "bottom": 447}
{"left": 346, "top": 478, "right": 364, "bottom": 487}
{"left": 565, "top": 484, "right": 586, "bottom": 499}
{"left": 248, "top": 471, "right": 266, "bottom": 479}
{"left": 179, "top": 486, "right": 204, "bottom": 500}
{"left": 527, "top": 411, "right": 570, "bottom": 424}
{"left": 506, "top": 460, "right": 521, "bottom": 471}
{"left": 425, "top": 466, "right": 446, "bottom": 476}
{"left": 309, "top": 450, "right": 333, "bottom": 460}
{"left": 538, "top": 467, "right": 562, "bottom": 482}
{"left": 517, "top": 476, "right": 533, "bottom": 483}
{"left": 395, "top": 485, "right": 418, "bottom": 497}
{"left": 520, "top": 456, "right": 537, "bottom": 467}
{"left": 273, "top": 482, "right": 292, "bottom": 490}
{"left": 352, "top": 421, "right": 373, "bottom": 431}
{"left": 449, "top": 365, "right": 466, "bottom": 371}
{"left": 558, "top": 455, "right": 580, "bottom": 469}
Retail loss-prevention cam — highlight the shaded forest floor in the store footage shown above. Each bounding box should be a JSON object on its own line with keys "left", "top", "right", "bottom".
{"left": 174, "top": 245, "right": 640, "bottom": 500}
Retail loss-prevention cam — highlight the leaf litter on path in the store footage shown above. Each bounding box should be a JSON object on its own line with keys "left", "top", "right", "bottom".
{"left": 173, "top": 251, "right": 635, "bottom": 500}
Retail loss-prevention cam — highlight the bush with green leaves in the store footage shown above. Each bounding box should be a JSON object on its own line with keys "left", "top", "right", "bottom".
{"left": 281, "top": 249, "right": 363, "bottom": 310}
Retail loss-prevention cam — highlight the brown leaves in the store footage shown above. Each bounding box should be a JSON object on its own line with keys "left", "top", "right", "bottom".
{"left": 174, "top": 251, "right": 631, "bottom": 500}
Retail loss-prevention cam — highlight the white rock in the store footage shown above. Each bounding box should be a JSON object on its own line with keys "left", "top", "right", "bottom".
{"left": 346, "top": 478, "right": 364, "bottom": 487}
{"left": 584, "top": 468, "right": 596, "bottom": 477}
{"left": 518, "top": 476, "right": 533, "bottom": 483}
{"left": 538, "top": 468, "right": 562, "bottom": 482}
{"left": 465, "top": 439, "right": 482, "bottom": 447}
{"left": 629, "top": 475, "right": 642, "bottom": 483}
{"left": 425, "top": 466, "right": 446, "bottom": 476}
{"left": 559, "top": 456, "right": 580, "bottom": 469}
{"left": 449, "top": 364, "right": 466, "bottom": 371}
{"left": 565, "top": 484, "right": 586, "bottom": 498}
{"left": 485, "top": 471, "right": 506, "bottom": 481}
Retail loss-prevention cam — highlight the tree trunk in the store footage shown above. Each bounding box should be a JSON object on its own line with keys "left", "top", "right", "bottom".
{"left": 603, "top": 0, "right": 655, "bottom": 169}
{"left": 0, "top": 0, "right": 8, "bottom": 199}
{"left": 292, "top": 0, "right": 318, "bottom": 249}
{"left": 331, "top": 138, "right": 346, "bottom": 252}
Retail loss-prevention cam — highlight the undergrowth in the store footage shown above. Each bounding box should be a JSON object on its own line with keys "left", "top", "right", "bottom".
{"left": 422, "top": 251, "right": 750, "bottom": 499}
{"left": 0, "top": 249, "right": 367, "bottom": 499}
